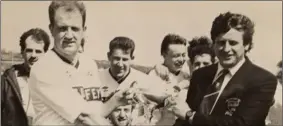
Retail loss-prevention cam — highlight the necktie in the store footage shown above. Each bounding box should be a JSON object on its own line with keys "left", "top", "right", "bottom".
{"left": 199, "top": 69, "right": 229, "bottom": 115}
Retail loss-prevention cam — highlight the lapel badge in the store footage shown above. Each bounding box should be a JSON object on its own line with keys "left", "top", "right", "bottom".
{"left": 225, "top": 97, "right": 241, "bottom": 116}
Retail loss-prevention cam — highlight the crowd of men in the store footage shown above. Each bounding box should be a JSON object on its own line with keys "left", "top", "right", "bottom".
{"left": 1, "top": 1, "right": 282, "bottom": 126}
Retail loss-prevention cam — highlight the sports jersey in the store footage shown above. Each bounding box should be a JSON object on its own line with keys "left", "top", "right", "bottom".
{"left": 148, "top": 68, "right": 189, "bottom": 101}
{"left": 99, "top": 68, "right": 166, "bottom": 125}
{"left": 148, "top": 65, "right": 190, "bottom": 126}
{"left": 29, "top": 50, "right": 103, "bottom": 125}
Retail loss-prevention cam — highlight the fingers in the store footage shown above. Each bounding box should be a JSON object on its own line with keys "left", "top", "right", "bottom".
{"left": 154, "top": 64, "right": 169, "bottom": 80}
{"left": 130, "top": 81, "right": 138, "bottom": 88}
{"left": 164, "top": 96, "right": 177, "bottom": 109}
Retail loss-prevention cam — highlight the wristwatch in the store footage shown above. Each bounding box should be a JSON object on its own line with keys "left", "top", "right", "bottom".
{"left": 185, "top": 110, "right": 194, "bottom": 120}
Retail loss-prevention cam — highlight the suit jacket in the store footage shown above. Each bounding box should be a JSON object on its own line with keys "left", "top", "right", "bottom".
{"left": 175, "top": 58, "right": 277, "bottom": 126}
{"left": 1, "top": 64, "right": 29, "bottom": 126}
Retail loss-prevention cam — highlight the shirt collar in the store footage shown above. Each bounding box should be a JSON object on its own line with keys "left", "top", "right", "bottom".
{"left": 108, "top": 68, "right": 131, "bottom": 84}
{"left": 52, "top": 48, "right": 80, "bottom": 69}
{"left": 217, "top": 57, "right": 246, "bottom": 77}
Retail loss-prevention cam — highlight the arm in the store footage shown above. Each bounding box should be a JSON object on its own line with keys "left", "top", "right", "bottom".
{"left": 29, "top": 70, "right": 91, "bottom": 123}
{"left": 180, "top": 75, "right": 277, "bottom": 126}
{"left": 152, "top": 64, "right": 170, "bottom": 81}
{"left": 139, "top": 75, "right": 171, "bottom": 105}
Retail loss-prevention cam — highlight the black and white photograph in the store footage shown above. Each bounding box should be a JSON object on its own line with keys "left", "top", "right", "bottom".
{"left": 1, "top": 1, "right": 282, "bottom": 126}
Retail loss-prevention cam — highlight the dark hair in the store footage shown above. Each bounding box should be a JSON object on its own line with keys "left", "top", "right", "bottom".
{"left": 188, "top": 36, "right": 215, "bottom": 64}
{"left": 161, "top": 33, "right": 187, "bottom": 55}
{"left": 49, "top": 1, "right": 86, "bottom": 26}
{"left": 277, "top": 60, "right": 282, "bottom": 68}
{"left": 81, "top": 38, "right": 85, "bottom": 49}
{"left": 19, "top": 28, "right": 50, "bottom": 52}
{"left": 109, "top": 36, "right": 135, "bottom": 57}
{"left": 210, "top": 11, "right": 255, "bottom": 52}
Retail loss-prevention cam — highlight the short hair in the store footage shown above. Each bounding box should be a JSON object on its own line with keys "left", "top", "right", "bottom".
{"left": 188, "top": 36, "right": 215, "bottom": 64}
{"left": 277, "top": 60, "right": 282, "bottom": 68}
{"left": 161, "top": 33, "right": 187, "bottom": 55}
{"left": 210, "top": 12, "right": 255, "bottom": 52}
{"left": 49, "top": 1, "right": 86, "bottom": 26}
{"left": 109, "top": 36, "right": 135, "bottom": 57}
{"left": 19, "top": 28, "right": 50, "bottom": 52}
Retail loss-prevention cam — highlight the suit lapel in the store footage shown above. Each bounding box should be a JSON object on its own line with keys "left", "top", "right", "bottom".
{"left": 192, "top": 64, "right": 218, "bottom": 111}
{"left": 201, "top": 64, "right": 218, "bottom": 93}
{"left": 212, "top": 59, "right": 253, "bottom": 115}
{"left": 220, "top": 59, "right": 252, "bottom": 98}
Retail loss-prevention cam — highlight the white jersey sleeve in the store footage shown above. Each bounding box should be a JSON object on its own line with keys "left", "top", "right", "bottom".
{"left": 29, "top": 66, "right": 89, "bottom": 123}
{"left": 29, "top": 52, "right": 102, "bottom": 124}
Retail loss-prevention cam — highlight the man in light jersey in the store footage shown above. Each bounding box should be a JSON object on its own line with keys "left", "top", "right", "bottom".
{"left": 148, "top": 33, "right": 190, "bottom": 125}
{"left": 29, "top": 1, "right": 134, "bottom": 125}
{"left": 99, "top": 36, "right": 168, "bottom": 125}
{"left": 152, "top": 36, "right": 217, "bottom": 92}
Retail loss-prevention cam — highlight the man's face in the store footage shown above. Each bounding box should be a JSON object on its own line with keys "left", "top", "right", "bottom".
{"left": 22, "top": 36, "right": 45, "bottom": 68}
{"left": 163, "top": 44, "right": 187, "bottom": 73}
{"left": 109, "top": 105, "right": 132, "bottom": 126}
{"left": 108, "top": 48, "right": 133, "bottom": 79}
{"left": 214, "top": 29, "right": 247, "bottom": 68}
{"left": 50, "top": 7, "right": 85, "bottom": 57}
{"left": 192, "top": 53, "right": 213, "bottom": 71}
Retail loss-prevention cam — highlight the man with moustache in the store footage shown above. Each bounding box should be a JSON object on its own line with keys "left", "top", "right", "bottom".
{"left": 170, "top": 12, "right": 278, "bottom": 126}
{"left": 99, "top": 36, "right": 168, "bottom": 125}
{"left": 1, "top": 28, "right": 50, "bottom": 126}
{"left": 29, "top": 1, "right": 135, "bottom": 125}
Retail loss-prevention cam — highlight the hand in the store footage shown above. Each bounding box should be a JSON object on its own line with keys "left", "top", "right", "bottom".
{"left": 112, "top": 81, "right": 139, "bottom": 106}
{"left": 165, "top": 96, "right": 191, "bottom": 120}
{"left": 78, "top": 114, "right": 111, "bottom": 125}
{"left": 154, "top": 64, "right": 170, "bottom": 81}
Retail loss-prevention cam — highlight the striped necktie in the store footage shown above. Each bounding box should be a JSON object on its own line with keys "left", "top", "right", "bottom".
{"left": 199, "top": 69, "right": 229, "bottom": 115}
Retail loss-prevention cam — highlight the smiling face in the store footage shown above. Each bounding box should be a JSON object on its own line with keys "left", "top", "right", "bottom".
{"left": 214, "top": 29, "right": 249, "bottom": 68}
{"left": 49, "top": 6, "right": 86, "bottom": 60}
{"left": 108, "top": 48, "right": 133, "bottom": 80}
{"left": 109, "top": 105, "right": 133, "bottom": 126}
{"left": 163, "top": 44, "right": 187, "bottom": 74}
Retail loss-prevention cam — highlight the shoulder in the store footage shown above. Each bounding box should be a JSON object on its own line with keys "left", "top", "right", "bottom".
{"left": 2, "top": 66, "right": 15, "bottom": 78}
{"left": 148, "top": 69, "right": 157, "bottom": 76}
{"left": 2, "top": 64, "right": 24, "bottom": 79}
{"left": 249, "top": 63, "right": 277, "bottom": 81}
{"left": 98, "top": 68, "right": 109, "bottom": 79}
{"left": 31, "top": 50, "right": 57, "bottom": 73}
{"left": 191, "top": 64, "right": 217, "bottom": 79}
{"left": 132, "top": 68, "right": 160, "bottom": 81}
{"left": 249, "top": 64, "right": 277, "bottom": 90}
{"left": 78, "top": 54, "right": 99, "bottom": 71}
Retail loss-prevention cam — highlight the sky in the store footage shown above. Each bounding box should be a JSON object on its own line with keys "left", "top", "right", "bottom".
{"left": 1, "top": 1, "right": 282, "bottom": 74}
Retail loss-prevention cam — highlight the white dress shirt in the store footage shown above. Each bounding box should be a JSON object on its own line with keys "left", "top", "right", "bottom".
{"left": 209, "top": 58, "right": 246, "bottom": 114}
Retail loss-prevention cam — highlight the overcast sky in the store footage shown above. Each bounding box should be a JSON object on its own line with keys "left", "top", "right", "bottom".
{"left": 1, "top": 1, "right": 282, "bottom": 73}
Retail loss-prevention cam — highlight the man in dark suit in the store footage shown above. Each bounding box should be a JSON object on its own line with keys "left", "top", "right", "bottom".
{"left": 170, "top": 12, "right": 278, "bottom": 126}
